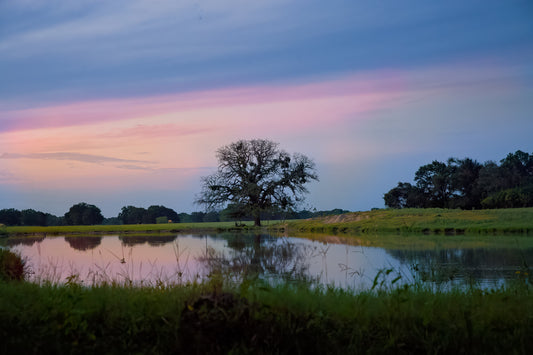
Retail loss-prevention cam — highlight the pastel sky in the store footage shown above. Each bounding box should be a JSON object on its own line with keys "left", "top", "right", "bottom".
{"left": 1, "top": 0, "right": 532, "bottom": 217}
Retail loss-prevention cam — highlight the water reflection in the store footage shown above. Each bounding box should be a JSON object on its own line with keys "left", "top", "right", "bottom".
{"left": 6, "top": 236, "right": 45, "bottom": 247}
{"left": 198, "top": 234, "right": 314, "bottom": 284}
{"left": 64, "top": 236, "right": 102, "bottom": 251}
{"left": 119, "top": 235, "right": 177, "bottom": 247}
{"left": 6, "top": 233, "right": 532, "bottom": 290}
{"left": 387, "top": 248, "right": 533, "bottom": 287}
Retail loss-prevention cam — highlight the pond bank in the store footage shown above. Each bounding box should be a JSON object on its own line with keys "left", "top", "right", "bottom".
{"left": 3, "top": 207, "right": 533, "bottom": 238}
{"left": 2, "top": 221, "right": 262, "bottom": 238}
{"left": 285, "top": 207, "right": 533, "bottom": 235}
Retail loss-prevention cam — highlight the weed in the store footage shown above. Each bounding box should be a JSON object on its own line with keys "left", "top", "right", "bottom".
{"left": 0, "top": 248, "right": 27, "bottom": 281}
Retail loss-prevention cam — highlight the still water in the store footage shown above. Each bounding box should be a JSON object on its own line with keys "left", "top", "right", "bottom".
{"left": 7, "top": 233, "right": 533, "bottom": 290}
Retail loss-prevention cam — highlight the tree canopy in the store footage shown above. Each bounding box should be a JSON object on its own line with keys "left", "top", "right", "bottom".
{"left": 64, "top": 202, "right": 104, "bottom": 225}
{"left": 196, "top": 139, "right": 318, "bottom": 226}
{"left": 117, "top": 205, "right": 179, "bottom": 224}
{"left": 384, "top": 150, "right": 533, "bottom": 209}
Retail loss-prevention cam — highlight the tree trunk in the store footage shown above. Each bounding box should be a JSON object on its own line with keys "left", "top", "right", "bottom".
{"left": 253, "top": 209, "right": 261, "bottom": 226}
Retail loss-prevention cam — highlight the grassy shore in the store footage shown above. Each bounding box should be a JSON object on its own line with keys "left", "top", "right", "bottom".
{"left": 285, "top": 207, "right": 533, "bottom": 235}
{"left": 1, "top": 279, "right": 532, "bottom": 354}
{"left": 3, "top": 220, "right": 260, "bottom": 237}
{"left": 3, "top": 208, "right": 533, "bottom": 238}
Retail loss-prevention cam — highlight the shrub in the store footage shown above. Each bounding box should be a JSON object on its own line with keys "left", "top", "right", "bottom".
{"left": 0, "top": 248, "right": 27, "bottom": 281}
{"left": 156, "top": 216, "right": 169, "bottom": 224}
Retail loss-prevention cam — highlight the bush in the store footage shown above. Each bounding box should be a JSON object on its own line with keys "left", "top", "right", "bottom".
{"left": 0, "top": 248, "right": 27, "bottom": 281}
{"left": 481, "top": 186, "right": 533, "bottom": 209}
{"left": 156, "top": 216, "right": 169, "bottom": 224}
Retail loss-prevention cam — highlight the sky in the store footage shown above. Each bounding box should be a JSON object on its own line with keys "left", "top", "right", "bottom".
{"left": 1, "top": 0, "right": 532, "bottom": 217}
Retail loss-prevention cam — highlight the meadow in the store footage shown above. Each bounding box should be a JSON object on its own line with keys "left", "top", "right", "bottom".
{"left": 3, "top": 220, "right": 258, "bottom": 236}
{"left": 4, "top": 207, "right": 533, "bottom": 238}
{"left": 285, "top": 207, "right": 533, "bottom": 235}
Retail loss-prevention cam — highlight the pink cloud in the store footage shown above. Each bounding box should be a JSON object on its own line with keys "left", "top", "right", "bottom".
{"left": 100, "top": 123, "right": 217, "bottom": 140}
{"left": 1, "top": 71, "right": 407, "bottom": 134}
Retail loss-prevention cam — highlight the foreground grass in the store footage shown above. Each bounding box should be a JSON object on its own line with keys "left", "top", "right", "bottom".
{"left": 1, "top": 280, "right": 532, "bottom": 354}
{"left": 286, "top": 207, "right": 533, "bottom": 235}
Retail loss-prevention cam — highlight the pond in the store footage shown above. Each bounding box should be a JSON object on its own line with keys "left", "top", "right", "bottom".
{"left": 6, "top": 233, "right": 533, "bottom": 290}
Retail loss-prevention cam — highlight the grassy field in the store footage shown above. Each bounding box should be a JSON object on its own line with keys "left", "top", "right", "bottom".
{"left": 1, "top": 279, "right": 532, "bottom": 354}
{"left": 3, "top": 220, "right": 260, "bottom": 237}
{"left": 3, "top": 208, "right": 533, "bottom": 238}
{"left": 285, "top": 207, "right": 533, "bottom": 235}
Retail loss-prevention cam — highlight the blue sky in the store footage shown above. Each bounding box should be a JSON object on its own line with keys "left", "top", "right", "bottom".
{"left": 1, "top": 0, "right": 532, "bottom": 217}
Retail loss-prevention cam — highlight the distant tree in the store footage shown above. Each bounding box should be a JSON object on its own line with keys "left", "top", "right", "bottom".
{"left": 178, "top": 213, "right": 193, "bottom": 223}
{"left": 414, "top": 160, "right": 454, "bottom": 208}
{"left": 117, "top": 205, "right": 179, "bottom": 224}
{"left": 481, "top": 186, "right": 533, "bottom": 209}
{"left": 65, "top": 203, "right": 104, "bottom": 225}
{"left": 219, "top": 203, "right": 249, "bottom": 222}
{"left": 384, "top": 150, "right": 533, "bottom": 209}
{"left": 499, "top": 150, "right": 533, "bottom": 188}
{"left": 20, "top": 209, "right": 47, "bottom": 226}
{"left": 296, "top": 210, "right": 314, "bottom": 219}
{"left": 449, "top": 158, "right": 483, "bottom": 209}
{"left": 190, "top": 212, "right": 206, "bottom": 223}
{"left": 145, "top": 205, "right": 179, "bottom": 224}
{"left": 196, "top": 139, "right": 318, "bottom": 226}
{"left": 102, "top": 217, "right": 122, "bottom": 225}
{"left": 383, "top": 182, "right": 422, "bottom": 208}
{"left": 118, "top": 206, "right": 146, "bottom": 224}
{"left": 45, "top": 213, "right": 64, "bottom": 226}
{"left": 203, "top": 211, "right": 220, "bottom": 223}
{"left": 477, "top": 161, "right": 506, "bottom": 198}
{"left": 0, "top": 209, "right": 22, "bottom": 226}
{"left": 155, "top": 216, "right": 168, "bottom": 224}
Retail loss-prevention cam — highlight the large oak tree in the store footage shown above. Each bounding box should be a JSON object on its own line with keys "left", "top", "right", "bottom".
{"left": 196, "top": 139, "right": 318, "bottom": 226}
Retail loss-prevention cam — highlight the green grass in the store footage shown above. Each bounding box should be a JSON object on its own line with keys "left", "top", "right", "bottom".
{"left": 3, "top": 220, "right": 262, "bottom": 237}
{"left": 4, "top": 207, "right": 533, "bottom": 238}
{"left": 1, "top": 280, "right": 532, "bottom": 353}
{"left": 285, "top": 207, "right": 533, "bottom": 235}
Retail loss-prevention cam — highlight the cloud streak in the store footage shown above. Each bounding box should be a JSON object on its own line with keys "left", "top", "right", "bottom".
{"left": 2, "top": 59, "right": 525, "bottom": 135}
{"left": 0, "top": 152, "right": 153, "bottom": 165}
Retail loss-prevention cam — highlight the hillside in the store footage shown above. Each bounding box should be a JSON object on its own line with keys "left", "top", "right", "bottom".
{"left": 286, "top": 208, "right": 533, "bottom": 235}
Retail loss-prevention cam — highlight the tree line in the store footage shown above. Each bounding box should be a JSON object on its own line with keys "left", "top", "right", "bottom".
{"left": 1, "top": 138, "right": 322, "bottom": 228}
{"left": 384, "top": 150, "right": 533, "bottom": 209}
{"left": 0, "top": 202, "right": 349, "bottom": 227}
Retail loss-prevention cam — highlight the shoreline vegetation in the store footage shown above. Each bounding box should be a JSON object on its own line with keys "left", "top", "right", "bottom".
{"left": 1, "top": 280, "right": 533, "bottom": 354}
{"left": 3, "top": 207, "right": 533, "bottom": 237}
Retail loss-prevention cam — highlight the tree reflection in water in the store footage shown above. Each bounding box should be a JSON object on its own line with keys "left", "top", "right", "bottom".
{"left": 6, "top": 236, "right": 45, "bottom": 247}
{"left": 64, "top": 236, "right": 102, "bottom": 251}
{"left": 387, "top": 247, "right": 533, "bottom": 287}
{"left": 119, "top": 235, "right": 177, "bottom": 247}
{"left": 197, "top": 234, "right": 317, "bottom": 285}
